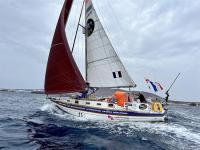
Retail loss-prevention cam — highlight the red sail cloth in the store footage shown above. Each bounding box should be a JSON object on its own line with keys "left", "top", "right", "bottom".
{"left": 45, "top": 0, "right": 86, "bottom": 94}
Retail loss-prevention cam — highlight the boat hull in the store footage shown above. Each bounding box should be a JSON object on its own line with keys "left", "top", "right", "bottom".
{"left": 51, "top": 100, "right": 167, "bottom": 122}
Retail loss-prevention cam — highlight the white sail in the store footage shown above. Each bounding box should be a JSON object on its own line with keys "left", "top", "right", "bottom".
{"left": 85, "top": 0, "right": 136, "bottom": 88}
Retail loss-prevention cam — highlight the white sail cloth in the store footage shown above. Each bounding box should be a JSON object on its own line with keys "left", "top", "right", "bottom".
{"left": 85, "top": 0, "right": 136, "bottom": 88}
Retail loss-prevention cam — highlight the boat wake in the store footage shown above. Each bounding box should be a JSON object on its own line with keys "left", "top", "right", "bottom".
{"left": 39, "top": 103, "right": 200, "bottom": 149}
{"left": 99, "top": 122, "right": 200, "bottom": 147}
{"left": 40, "top": 103, "right": 89, "bottom": 122}
{"left": 40, "top": 103, "right": 54, "bottom": 112}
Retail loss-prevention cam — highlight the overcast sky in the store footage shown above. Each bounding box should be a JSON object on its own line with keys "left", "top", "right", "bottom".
{"left": 0, "top": 0, "right": 200, "bottom": 101}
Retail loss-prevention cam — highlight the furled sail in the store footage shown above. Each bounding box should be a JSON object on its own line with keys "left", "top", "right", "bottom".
{"left": 45, "top": 0, "right": 86, "bottom": 94}
{"left": 85, "top": 0, "right": 136, "bottom": 88}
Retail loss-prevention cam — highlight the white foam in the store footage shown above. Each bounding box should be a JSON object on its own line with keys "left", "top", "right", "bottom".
{"left": 92, "top": 121, "right": 200, "bottom": 149}
{"left": 40, "top": 103, "right": 200, "bottom": 148}
{"left": 40, "top": 103, "right": 90, "bottom": 123}
{"left": 40, "top": 103, "right": 55, "bottom": 112}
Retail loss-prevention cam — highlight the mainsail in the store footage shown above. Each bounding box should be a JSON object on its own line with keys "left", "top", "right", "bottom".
{"left": 85, "top": 0, "right": 136, "bottom": 88}
{"left": 45, "top": 0, "right": 86, "bottom": 94}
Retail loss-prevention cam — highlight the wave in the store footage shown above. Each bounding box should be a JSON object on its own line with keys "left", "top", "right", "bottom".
{"left": 39, "top": 103, "right": 200, "bottom": 149}
{"left": 92, "top": 121, "right": 200, "bottom": 149}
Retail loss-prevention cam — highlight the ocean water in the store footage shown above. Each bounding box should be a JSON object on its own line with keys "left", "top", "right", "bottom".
{"left": 0, "top": 91, "right": 200, "bottom": 150}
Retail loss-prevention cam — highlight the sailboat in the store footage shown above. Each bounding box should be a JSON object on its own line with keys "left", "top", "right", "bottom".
{"left": 45, "top": 0, "right": 167, "bottom": 122}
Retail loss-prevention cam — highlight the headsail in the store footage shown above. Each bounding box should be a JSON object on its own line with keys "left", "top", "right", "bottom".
{"left": 85, "top": 0, "right": 136, "bottom": 88}
{"left": 45, "top": 0, "right": 86, "bottom": 94}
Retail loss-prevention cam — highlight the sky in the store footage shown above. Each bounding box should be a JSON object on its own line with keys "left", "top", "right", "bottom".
{"left": 0, "top": 0, "right": 200, "bottom": 101}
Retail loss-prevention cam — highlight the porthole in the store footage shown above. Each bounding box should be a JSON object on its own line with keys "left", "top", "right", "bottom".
{"left": 108, "top": 104, "right": 114, "bottom": 107}
{"left": 86, "top": 102, "right": 90, "bottom": 105}
{"left": 97, "top": 103, "right": 102, "bottom": 106}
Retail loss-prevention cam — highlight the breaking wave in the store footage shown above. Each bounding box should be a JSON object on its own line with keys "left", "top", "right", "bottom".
{"left": 39, "top": 103, "right": 200, "bottom": 149}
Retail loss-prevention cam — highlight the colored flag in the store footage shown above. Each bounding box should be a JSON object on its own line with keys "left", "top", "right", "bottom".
{"left": 145, "top": 78, "right": 163, "bottom": 92}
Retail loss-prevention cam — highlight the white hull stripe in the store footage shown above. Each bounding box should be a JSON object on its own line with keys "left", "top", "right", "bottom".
{"left": 51, "top": 100, "right": 167, "bottom": 117}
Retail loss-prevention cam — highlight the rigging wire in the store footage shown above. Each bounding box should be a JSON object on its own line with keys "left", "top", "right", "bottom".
{"left": 79, "top": 13, "right": 84, "bottom": 76}
{"left": 92, "top": 5, "right": 109, "bottom": 85}
{"left": 94, "top": 0, "right": 126, "bottom": 65}
{"left": 94, "top": 0, "right": 114, "bottom": 59}
{"left": 73, "top": 3, "right": 85, "bottom": 77}
{"left": 79, "top": 1, "right": 85, "bottom": 77}
{"left": 94, "top": 0, "right": 114, "bottom": 47}
{"left": 95, "top": 0, "right": 123, "bottom": 51}
{"left": 92, "top": 1, "right": 124, "bottom": 86}
{"left": 105, "top": 0, "right": 124, "bottom": 36}
{"left": 75, "top": 23, "right": 80, "bottom": 70}
{"left": 105, "top": 0, "right": 136, "bottom": 87}
{"left": 67, "top": 0, "right": 80, "bottom": 46}
{"left": 72, "top": 0, "right": 85, "bottom": 52}
{"left": 81, "top": 20, "right": 85, "bottom": 78}
{"left": 94, "top": 0, "right": 134, "bottom": 87}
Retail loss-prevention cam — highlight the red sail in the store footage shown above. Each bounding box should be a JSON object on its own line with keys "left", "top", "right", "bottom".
{"left": 45, "top": 0, "right": 86, "bottom": 94}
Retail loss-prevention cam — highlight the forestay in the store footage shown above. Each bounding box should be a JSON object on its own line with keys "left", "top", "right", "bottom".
{"left": 85, "top": 0, "right": 136, "bottom": 88}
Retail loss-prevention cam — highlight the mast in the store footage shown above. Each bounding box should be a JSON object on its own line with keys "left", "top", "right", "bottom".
{"left": 85, "top": 0, "right": 88, "bottom": 81}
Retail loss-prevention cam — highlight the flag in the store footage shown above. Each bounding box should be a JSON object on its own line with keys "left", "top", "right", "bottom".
{"left": 145, "top": 79, "right": 163, "bottom": 92}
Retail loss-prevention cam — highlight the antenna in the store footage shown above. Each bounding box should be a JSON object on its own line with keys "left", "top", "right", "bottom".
{"left": 165, "top": 73, "right": 181, "bottom": 104}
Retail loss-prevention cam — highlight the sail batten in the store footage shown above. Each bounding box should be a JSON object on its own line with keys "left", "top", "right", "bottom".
{"left": 88, "top": 56, "right": 116, "bottom": 64}
{"left": 85, "top": 1, "right": 136, "bottom": 88}
{"left": 45, "top": 0, "right": 86, "bottom": 94}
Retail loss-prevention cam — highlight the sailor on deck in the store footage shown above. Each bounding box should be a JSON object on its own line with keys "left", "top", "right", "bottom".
{"left": 79, "top": 82, "right": 96, "bottom": 99}
{"left": 136, "top": 93, "right": 147, "bottom": 103}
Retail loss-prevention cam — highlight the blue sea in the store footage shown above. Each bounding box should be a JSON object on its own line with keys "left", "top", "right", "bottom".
{"left": 0, "top": 91, "right": 200, "bottom": 150}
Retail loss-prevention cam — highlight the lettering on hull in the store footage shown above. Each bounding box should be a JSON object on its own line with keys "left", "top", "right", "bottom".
{"left": 53, "top": 100, "right": 166, "bottom": 117}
